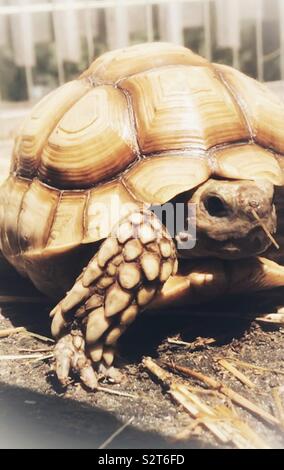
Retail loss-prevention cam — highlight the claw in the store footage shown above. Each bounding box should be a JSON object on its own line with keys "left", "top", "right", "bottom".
{"left": 98, "top": 363, "right": 124, "bottom": 383}
{"left": 74, "top": 352, "right": 98, "bottom": 390}
{"left": 54, "top": 335, "right": 74, "bottom": 386}
{"left": 79, "top": 365, "right": 98, "bottom": 389}
{"left": 51, "top": 307, "right": 68, "bottom": 338}
{"left": 54, "top": 331, "right": 98, "bottom": 390}
{"left": 102, "top": 346, "right": 115, "bottom": 367}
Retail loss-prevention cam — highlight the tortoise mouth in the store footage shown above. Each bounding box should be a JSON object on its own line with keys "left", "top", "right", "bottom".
{"left": 179, "top": 225, "right": 275, "bottom": 261}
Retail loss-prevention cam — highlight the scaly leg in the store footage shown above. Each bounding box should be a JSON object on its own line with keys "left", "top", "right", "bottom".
{"left": 50, "top": 209, "right": 177, "bottom": 389}
{"left": 151, "top": 256, "right": 284, "bottom": 326}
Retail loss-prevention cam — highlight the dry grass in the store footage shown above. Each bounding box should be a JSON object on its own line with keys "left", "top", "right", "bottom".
{"left": 143, "top": 357, "right": 272, "bottom": 449}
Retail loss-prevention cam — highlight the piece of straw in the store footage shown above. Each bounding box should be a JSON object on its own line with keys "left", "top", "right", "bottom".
{"left": 218, "top": 359, "right": 256, "bottom": 389}
{"left": 98, "top": 417, "right": 135, "bottom": 449}
{"left": 164, "top": 361, "right": 280, "bottom": 427}
{"left": 251, "top": 209, "right": 279, "bottom": 250}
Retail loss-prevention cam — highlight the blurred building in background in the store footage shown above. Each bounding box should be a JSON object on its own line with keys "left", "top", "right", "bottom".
{"left": 0, "top": 0, "right": 283, "bottom": 104}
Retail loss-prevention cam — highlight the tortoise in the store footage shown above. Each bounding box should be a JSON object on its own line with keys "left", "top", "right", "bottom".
{"left": 2, "top": 42, "right": 284, "bottom": 389}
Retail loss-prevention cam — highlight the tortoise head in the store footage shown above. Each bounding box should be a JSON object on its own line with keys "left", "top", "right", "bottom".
{"left": 176, "top": 178, "right": 277, "bottom": 259}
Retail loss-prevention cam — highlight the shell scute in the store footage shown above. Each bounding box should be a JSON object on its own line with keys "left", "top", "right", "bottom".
{"left": 17, "top": 180, "right": 60, "bottom": 253}
{"left": 47, "top": 191, "right": 87, "bottom": 248}
{"left": 120, "top": 65, "right": 249, "bottom": 154}
{"left": 39, "top": 86, "right": 137, "bottom": 189}
{"left": 123, "top": 153, "right": 211, "bottom": 204}
{"left": 215, "top": 63, "right": 284, "bottom": 154}
{"left": 81, "top": 42, "right": 208, "bottom": 83}
{"left": 15, "top": 80, "right": 91, "bottom": 178}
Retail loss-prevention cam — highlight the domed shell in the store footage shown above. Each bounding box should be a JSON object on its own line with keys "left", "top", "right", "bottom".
{"left": 1, "top": 42, "right": 284, "bottom": 295}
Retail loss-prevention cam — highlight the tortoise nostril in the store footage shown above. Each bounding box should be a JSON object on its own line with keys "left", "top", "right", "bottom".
{"left": 204, "top": 195, "right": 229, "bottom": 218}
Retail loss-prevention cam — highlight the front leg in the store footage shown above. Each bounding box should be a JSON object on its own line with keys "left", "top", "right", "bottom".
{"left": 50, "top": 209, "right": 177, "bottom": 389}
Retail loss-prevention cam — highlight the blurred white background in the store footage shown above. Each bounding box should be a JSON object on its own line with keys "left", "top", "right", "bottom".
{"left": 0, "top": 1, "right": 283, "bottom": 109}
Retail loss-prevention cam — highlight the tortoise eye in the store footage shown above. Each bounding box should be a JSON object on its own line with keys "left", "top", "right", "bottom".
{"left": 204, "top": 195, "right": 228, "bottom": 218}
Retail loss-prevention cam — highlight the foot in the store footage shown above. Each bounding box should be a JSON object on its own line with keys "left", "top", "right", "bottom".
{"left": 50, "top": 209, "right": 177, "bottom": 389}
{"left": 53, "top": 329, "right": 98, "bottom": 389}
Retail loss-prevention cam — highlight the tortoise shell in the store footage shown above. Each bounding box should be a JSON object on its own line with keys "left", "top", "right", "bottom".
{"left": 1, "top": 42, "right": 284, "bottom": 298}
